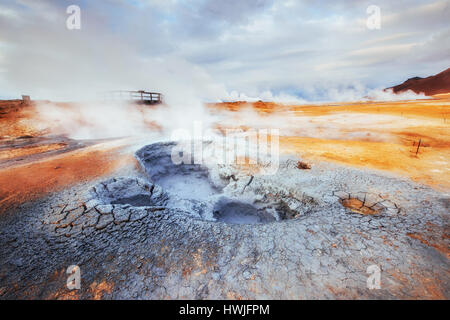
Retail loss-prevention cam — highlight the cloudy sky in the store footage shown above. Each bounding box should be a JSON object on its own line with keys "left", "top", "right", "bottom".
{"left": 0, "top": 0, "right": 449, "bottom": 101}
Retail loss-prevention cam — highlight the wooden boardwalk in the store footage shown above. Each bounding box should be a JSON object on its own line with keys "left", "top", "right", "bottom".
{"left": 103, "top": 90, "right": 163, "bottom": 105}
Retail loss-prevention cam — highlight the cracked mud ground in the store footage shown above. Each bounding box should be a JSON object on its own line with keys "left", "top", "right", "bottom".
{"left": 0, "top": 142, "right": 449, "bottom": 299}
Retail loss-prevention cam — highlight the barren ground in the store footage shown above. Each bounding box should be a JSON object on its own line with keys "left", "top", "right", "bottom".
{"left": 210, "top": 96, "right": 450, "bottom": 189}
{"left": 0, "top": 97, "right": 448, "bottom": 299}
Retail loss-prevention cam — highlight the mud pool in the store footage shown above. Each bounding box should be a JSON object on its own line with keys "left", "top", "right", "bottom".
{"left": 0, "top": 141, "right": 448, "bottom": 299}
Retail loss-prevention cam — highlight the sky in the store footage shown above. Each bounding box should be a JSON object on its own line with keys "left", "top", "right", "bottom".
{"left": 0, "top": 0, "right": 449, "bottom": 101}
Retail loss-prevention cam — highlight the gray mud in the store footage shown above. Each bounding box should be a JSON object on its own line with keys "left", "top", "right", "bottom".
{"left": 0, "top": 141, "right": 448, "bottom": 299}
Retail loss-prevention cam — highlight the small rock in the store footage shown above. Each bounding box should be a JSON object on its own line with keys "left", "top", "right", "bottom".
{"left": 129, "top": 208, "right": 148, "bottom": 222}
{"left": 113, "top": 207, "right": 131, "bottom": 224}
{"left": 96, "top": 204, "right": 113, "bottom": 215}
{"left": 96, "top": 214, "right": 114, "bottom": 230}
{"left": 296, "top": 161, "right": 311, "bottom": 170}
{"left": 84, "top": 199, "right": 101, "bottom": 212}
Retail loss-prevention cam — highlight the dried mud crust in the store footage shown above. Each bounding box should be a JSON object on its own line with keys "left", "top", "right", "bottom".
{"left": 333, "top": 191, "right": 401, "bottom": 216}
{"left": 0, "top": 142, "right": 448, "bottom": 299}
{"left": 0, "top": 136, "right": 94, "bottom": 168}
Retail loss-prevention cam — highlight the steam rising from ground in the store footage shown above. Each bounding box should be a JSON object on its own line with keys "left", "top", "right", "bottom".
{"left": 30, "top": 86, "right": 428, "bottom": 142}
{"left": 225, "top": 87, "right": 428, "bottom": 104}
{"left": 212, "top": 104, "right": 432, "bottom": 143}
{"left": 28, "top": 88, "right": 431, "bottom": 154}
{"left": 31, "top": 99, "right": 219, "bottom": 145}
{"left": 33, "top": 101, "right": 154, "bottom": 140}
{"left": 367, "top": 88, "right": 428, "bottom": 101}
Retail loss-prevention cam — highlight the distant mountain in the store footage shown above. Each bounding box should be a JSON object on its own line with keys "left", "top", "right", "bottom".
{"left": 388, "top": 68, "right": 450, "bottom": 96}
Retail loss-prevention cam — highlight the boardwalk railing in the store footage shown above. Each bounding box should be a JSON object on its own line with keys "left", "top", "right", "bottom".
{"left": 102, "top": 90, "right": 163, "bottom": 105}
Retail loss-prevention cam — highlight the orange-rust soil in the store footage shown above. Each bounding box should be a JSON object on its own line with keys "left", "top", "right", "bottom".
{"left": 209, "top": 96, "right": 450, "bottom": 190}
{"left": 0, "top": 143, "right": 67, "bottom": 161}
{"left": 0, "top": 96, "right": 449, "bottom": 211}
{"left": 0, "top": 100, "right": 148, "bottom": 210}
{"left": 0, "top": 100, "right": 42, "bottom": 139}
{"left": 0, "top": 98, "right": 448, "bottom": 300}
{"left": 0, "top": 141, "right": 135, "bottom": 213}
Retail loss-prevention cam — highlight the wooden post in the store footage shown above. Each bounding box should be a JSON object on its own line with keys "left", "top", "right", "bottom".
{"left": 21, "top": 95, "right": 31, "bottom": 104}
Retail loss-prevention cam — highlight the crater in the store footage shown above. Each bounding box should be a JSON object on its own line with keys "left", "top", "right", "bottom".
{"left": 134, "top": 142, "right": 304, "bottom": 225}
{"left": 340, "top": 198, "right": 379, "bottom": 215}
{"left": 91, "top": 177, "right": 168, "bottom": 208}
{"left": 334, "top": 191, "right": 400, "bottom": 216}
{"left": 111, "top": 194, "right": 156, "bottom": 207}
{"left": 213, "top": 197, "right": 276, "bottom": 224}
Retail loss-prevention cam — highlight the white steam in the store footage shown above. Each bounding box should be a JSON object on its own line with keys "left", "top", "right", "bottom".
{"left": 367, "top": 88, "right": 429, "bottom": 101}
{"left": 225, "top": 87, "right": 429, "bottom": 104}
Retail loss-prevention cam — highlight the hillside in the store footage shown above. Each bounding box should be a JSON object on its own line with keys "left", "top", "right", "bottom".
{"left": 389, "top": 68, "right": 450, "bottom": 96}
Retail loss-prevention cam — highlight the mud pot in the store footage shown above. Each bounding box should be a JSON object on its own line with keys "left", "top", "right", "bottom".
{"left": 0, "top": 141, "right": 448, "bottom": 299}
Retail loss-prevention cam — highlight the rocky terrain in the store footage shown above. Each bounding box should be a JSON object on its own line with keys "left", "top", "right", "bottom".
{"left": 0, "top": 94, "right": 449, "bottom": 300}
{"left": 0, "top": 141, "right": 448, "bottom": 299}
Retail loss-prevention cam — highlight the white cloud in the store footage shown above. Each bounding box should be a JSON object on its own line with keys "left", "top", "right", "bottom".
{"left": 0, "top": 0, "right": 448, "bottom": 102}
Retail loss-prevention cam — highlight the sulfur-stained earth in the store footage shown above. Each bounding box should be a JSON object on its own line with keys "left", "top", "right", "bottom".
{"left": 0, "top": 97, "right": 449, "bottom": 299}
{"left": 0, "top": 141, "right": 448, "bottom": 299}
